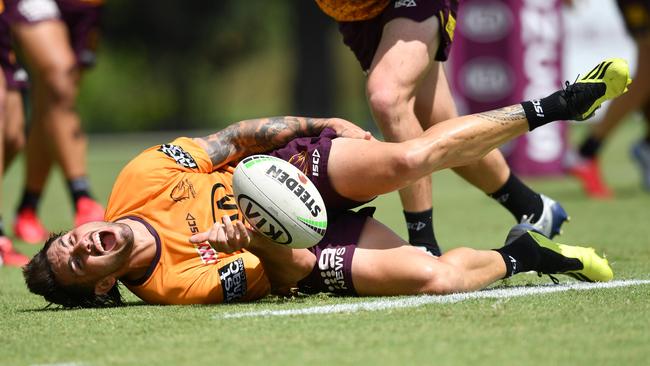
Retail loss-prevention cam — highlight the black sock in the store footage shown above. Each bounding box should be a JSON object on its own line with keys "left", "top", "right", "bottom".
{"left": 17, "top": 190, "right": 42, "bottom": 212}
{"left": 67, "top": 177, "right": 92, "bottom": 204}
{"left": 578, "top": 135, "right": 602, "bottom": 159}
{"left": 521, "top": 90, "right": 570, "bottom": 130}
{"left": 489, "top": 173, "right": 543, "bottom": 223}
{"left": 404, "top": 209, "right": 437, "bottom": 247}
{"left": 493, "top": 234, "right": 541, "bottom": 277}
{"left": 0, "top": 217, "right": 5, "bottom": 236}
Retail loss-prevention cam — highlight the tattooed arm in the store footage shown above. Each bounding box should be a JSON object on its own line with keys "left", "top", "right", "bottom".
{"left": 193, "top": 116, "right": 372, "bottom": 169}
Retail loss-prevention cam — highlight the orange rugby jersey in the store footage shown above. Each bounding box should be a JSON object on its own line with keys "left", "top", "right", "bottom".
{"left": 105, "top": 137, "right": 270, "bottom": 305}
{"left": 315, "top": 0, "right": 391, "bottom": 21}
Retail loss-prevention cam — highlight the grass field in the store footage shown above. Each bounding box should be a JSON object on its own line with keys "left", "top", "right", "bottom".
{"left": 1, "top": 119, "right": 649, "bottom": 366}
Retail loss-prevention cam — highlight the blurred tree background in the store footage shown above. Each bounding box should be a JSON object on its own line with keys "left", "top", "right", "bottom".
{"left": 76, "top": 0, "right": 373, "bottom": 133}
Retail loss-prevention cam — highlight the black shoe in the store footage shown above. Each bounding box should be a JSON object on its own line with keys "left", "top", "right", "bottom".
{"left": 505, "top": 224, "right": 613, "bottom": 282}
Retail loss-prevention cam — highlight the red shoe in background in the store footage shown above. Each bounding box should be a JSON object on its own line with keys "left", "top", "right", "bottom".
{"left": 13, "top": 208, "right": 49, "bottom": 244}
{"left": 74, "top": 197, "right": 105, "bottom": 227}
{"left": 567, "top": 158, "right": 613, "bottom": 199}
{"left": 0, "top": 236, "right": 29, "bottom": 267}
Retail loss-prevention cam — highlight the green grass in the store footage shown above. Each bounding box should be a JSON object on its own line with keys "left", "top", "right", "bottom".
{"left": 1, "top": 120, "right": 650, "bottom": 366}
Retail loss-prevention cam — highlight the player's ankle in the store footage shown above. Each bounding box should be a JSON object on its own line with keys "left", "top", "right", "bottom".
{"left": 521, "top": 89, "right": 570, "bottom": 131}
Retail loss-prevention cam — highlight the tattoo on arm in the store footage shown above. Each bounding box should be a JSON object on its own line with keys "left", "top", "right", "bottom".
{"left": 198, "top": 116, "right": 325, "bottom": 167}
{"left": 476, "top": 105, "right": 526, "bottom": 125}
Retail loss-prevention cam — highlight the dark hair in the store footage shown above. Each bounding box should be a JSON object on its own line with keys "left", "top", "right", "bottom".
{"left": 23, "top": 233, "right": 124, "bottom": 308}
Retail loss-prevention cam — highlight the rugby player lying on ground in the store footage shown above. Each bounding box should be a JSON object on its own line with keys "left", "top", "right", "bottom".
{"left": 24, "top": 59, "right": 630, "bottom": 307}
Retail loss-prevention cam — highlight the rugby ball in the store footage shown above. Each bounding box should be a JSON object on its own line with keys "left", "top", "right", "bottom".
{"left": 232, "top": 155, "right": 327, "bottom": 249}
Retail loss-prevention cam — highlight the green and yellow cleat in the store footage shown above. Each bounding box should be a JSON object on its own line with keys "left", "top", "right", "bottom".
{"left": 566, "top": 58, "right": 632, "bottom": 121}
{"left": 528, "top": 231, "right": 613, "bottom": 282}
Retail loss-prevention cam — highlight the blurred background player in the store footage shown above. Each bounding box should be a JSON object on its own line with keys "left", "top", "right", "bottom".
{"left": 0, "top": 2, "right": 28, "bottom": 266}
{"left": 3, "top": 0, "right": 105, "bottom": 243}
{"left": 568, "top": 0, "right": 650, "bottom": 197}
{"left": 314, "top": 0, "right": 568, "bottom": 256}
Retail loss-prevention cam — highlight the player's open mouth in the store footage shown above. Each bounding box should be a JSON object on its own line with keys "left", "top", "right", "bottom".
{"left": 92, "top": 231, "right": 117, "bottom": 252}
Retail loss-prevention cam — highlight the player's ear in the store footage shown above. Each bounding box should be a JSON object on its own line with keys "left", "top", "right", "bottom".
{"left": 95, "top": 276, "right": 116, "bottom": 295}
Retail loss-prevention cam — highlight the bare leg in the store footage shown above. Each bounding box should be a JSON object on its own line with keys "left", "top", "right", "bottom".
{"left": 12, "top": 20, "right": 89, "bottom": 183}
{"left": 3, "top": 89, "right": 25, "bottom": 167}
{"left": 0, "top": 72, "right": 29, "bottom": 266}
{"left": 0, "top": 72, "right": 6, "bottom": 212}
{"left": 328, "top": 106, "right": 529, "bottom": 202}
{"left": 23, "top": 118, "right": 54, "bottom": 193}
{"left": 366, "top": 16, "right": 440, "bottom": 235}
{"left": 415, "top": 65, "right": 511, "bottom": 193}
{"left": 351, "top": 218, "right": 505, "bottom": 295}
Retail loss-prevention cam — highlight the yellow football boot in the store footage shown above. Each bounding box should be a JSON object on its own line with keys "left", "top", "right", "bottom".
{"left": 568, "top": 58, "right": 632, "bottom": 121}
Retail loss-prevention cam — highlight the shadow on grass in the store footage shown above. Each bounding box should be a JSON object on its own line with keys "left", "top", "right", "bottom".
{"left": 18, "top": 300, "right": 153, "bottom": 312}
{"left": 534, "top": 183, "right": 643, "bottom": 203}
{"left": 17, "top": 293, "right": 326, "bottom": 313}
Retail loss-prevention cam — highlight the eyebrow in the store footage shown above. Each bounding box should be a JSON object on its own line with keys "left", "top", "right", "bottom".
{"left": 58, "top": 236, "right": 76, "bottom": 275}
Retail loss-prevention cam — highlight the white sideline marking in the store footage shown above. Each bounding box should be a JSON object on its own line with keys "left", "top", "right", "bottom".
{"left": 217, "top": 279, "right": 650, "bottom": 319}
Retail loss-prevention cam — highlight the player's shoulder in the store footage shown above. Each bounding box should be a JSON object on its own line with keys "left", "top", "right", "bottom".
{"left": 130, "top": 137, "right": 213, "bottom": 173}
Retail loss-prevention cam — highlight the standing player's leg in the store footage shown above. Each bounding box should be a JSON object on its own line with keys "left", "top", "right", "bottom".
{"left": 365, "top": 16, "right": 442, "bottom": 255}
{"left": 416, "top": 64, "right": 569, "bottom": 239}
{"left": 630, "top": 35, "right": 650, "bottom": 191}
{"left": 569, "top": 2, "right": 650, "bottom": 197}
{"left": 11, "top": 15, "right": 103, "bottom": 237}
{"left": 0, "top": 69, "right": 28, "bottom": 266}
{"left": 3, "top": 88, "right": 25, "bottom": 167}
{"left": 14, "top": 115, "right": 54, "bottom": 243}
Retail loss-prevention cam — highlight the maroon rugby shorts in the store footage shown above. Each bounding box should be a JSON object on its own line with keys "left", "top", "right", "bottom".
{"left": 269, "top": 127, "right": 372, "bottom": 214}
{"left": 337, "top": 0, "right": 459, "bottom": 71}
{"left": 297, "top": 207, "right": 376, "bottom": 296}
{"left": 2, "top": 0, "right": 102, "bottom": 68}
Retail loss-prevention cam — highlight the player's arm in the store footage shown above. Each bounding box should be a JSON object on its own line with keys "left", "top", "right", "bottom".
{"left": 193, "top": 116, "right": 372, "bottom": 169}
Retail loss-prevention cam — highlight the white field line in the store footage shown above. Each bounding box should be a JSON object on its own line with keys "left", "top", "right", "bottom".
{"left": 217, "top": 279, "right": 650, "bottom": 319}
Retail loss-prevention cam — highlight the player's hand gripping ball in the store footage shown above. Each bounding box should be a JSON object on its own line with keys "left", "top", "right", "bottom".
{"left": 233, "top": 155, "right": 327, "bottom": 249}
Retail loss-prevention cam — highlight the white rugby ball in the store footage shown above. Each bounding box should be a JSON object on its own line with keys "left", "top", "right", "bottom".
{"left": 232, "top": 155, "right": 327, "bottom": 249}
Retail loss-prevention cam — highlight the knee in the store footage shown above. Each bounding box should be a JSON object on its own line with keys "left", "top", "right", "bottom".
{"left": 5, "top": 129, "right": 26, "bottom": 155}
{"left": 39, "top": 65, "right": 79, "bottom": 107}
{"left": 419, "top": 263, "right": 463, "bottom": 295}
{"left": 366, "top": 79, "right": 408, "bottom": 130}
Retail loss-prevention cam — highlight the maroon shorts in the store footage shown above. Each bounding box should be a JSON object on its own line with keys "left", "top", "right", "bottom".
{"left": 0, "top": 0, "right": 102, "bottom": 88}
{"left": 297, "top": 207, "right": 376, "bottom": 296}
{"left": 0, "top": 15, "right": 28, "bottom": 90}
{"left": 338, "top": 0, "right": 458, "bottom": 71}
{"left": 270, "top": 129, "right": 378, "bottom": 296}
{"left": 269, "top": 127, "right": 372, "bottom": 214}
{"left": 616, "top": 0, "right": 650, "bottom": 37}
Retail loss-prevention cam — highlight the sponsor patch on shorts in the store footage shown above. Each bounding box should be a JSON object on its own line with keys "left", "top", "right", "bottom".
{"left": 219, "top": 258, "right": 248, "bottom": 302}
{"left": 158, "top": 144, "right": 198, "bottom": 169}
{"left": 318, "top": 247, "right": 349, "bottom": 292}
